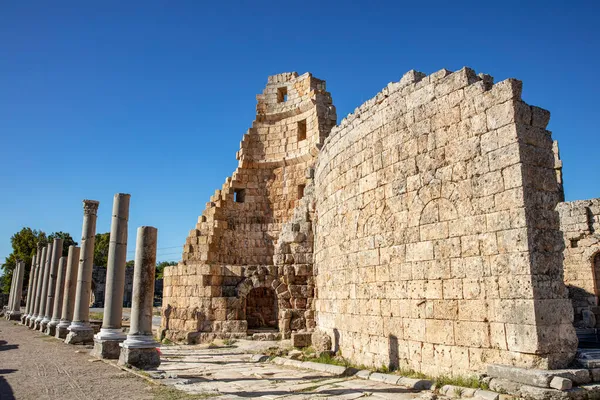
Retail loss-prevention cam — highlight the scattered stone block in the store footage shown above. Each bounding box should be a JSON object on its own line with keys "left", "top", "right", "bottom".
{"left": 369, "top": 372, "right": 400, "bottom": 385}
{"left": 291, "top": 332, "right": 311, "bottom": 348}
{"left": 397, "top": 377, "right": 433, "bottom": 390}
{"left": 474, "top": 389, "right": 500, "bottom": 400}
{"left": 549, "top": 377, "right": 573, "bottom": 391}
{"left": 356, "top": 370, "right": 372, "bottom": 379}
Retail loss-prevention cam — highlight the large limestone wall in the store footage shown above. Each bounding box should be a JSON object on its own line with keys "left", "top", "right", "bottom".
{"left": 162, "top": 72, "right": 336, "bottom": 342}
{"left": 313, "top": 68, "right": 577, "bottom": 376}
{"left": 558, "top": 199, "right": 600, "bottom": 325}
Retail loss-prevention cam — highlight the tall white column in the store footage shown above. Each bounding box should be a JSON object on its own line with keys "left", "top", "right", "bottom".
{"left": 56, "top": 246, "right": 80, "bottom": 339}
{"left": 41, "top": 238, "right": 63, "bottom": 332}
{"left": 118, "top": 226, "right": 160, "bottom": 369}
{"left": 7, "top": 261, "right": 25, "bottom": 320}
{"left": 29, "top": 246, "right": 47, "bottom": 328}
{"left": 93, "top": 193, "right": 130, "bottom": 359}
{"left": 34, "top": 243, "right": 53, "bottom": 330}
{"left": 21, "top": 251, "right": 38, "bottom": 324}
{"left": 47, "top": 256, "right": 67, "bottom": 336}
{"left": 65, "top": 200, "right": 99, "bottom": 345}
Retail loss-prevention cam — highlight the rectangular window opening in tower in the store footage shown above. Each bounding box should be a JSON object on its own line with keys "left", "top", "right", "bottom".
{"left": 234, "top": 189, "right": 246, "bottom": 203}
{"left": 298, "top": 119, "right": 307, "bottom": 141}
{"left": 277, "top": 87, "right": 288, "bottom": 103}
{"left": 298, "top": 184, "right": 305, "bottom": 200}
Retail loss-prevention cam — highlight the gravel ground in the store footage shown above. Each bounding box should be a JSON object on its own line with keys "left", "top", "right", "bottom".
{"left": 0, "top": 318, "right": 178, "bottom": 400}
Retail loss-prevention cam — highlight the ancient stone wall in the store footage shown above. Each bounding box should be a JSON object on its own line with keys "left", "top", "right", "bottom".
{"left": 162, "top": 72, "right": 336, "bottom": 342}
{"left": 557, "top": 199, "right": 600, "bottom": 326}
{"left": 313, "top": 68, "right": 577, "bottom": 376}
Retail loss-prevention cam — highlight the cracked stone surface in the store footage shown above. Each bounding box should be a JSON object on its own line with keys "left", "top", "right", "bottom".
{"left": 154, "top": 340, "right": 424, "bottom": 399}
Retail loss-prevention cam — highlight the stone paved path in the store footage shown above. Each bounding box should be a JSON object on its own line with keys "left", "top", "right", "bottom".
{"left": 0, "top": 318, "right": 156, "bottom": 400}
{"left": 0, "top": 317, "right": 424, "bottom": 399}
{"left": 155, "top": 343, "right": 423, "bottom": 399}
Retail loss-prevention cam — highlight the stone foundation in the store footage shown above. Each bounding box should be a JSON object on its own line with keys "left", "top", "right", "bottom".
{"left": 162, "top": 68, "right": 580, "bottom": 376}
{"left": 91, "top": 338, "right": 123, "bottom": 359}
{"left": 118, "top": 347, "right": 160, "bottom": 370}
{"left": 65, "top": 328, "right": 94, "bottom": 345}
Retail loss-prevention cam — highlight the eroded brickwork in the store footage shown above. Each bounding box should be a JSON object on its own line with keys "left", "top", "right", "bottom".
{"left": 163, "top": 67, "right": 580, "bottom": 376}
{"left": 558, "top": 199, "right": 600, "bottom": 325}
{"left": 313, "top": 68, "right": 576, "bottom": 375}
{"left": 162, "top": 72, "right": 336, "bottom": 342}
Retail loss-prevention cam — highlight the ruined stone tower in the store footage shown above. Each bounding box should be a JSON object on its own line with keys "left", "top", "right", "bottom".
{"left": 163, "top": 67, "right": 581, "bottom": 376}
{"left": 162, "top": 72, "right": 336, "bottom": 342}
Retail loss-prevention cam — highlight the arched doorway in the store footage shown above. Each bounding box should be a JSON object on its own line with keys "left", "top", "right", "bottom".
{"left": 245, "top": 287, "right": 278, "bottom": 330}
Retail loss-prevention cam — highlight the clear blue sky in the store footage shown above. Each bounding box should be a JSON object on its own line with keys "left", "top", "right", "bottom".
{"left": 1, "top": 1, "right": 598, "bottom": 266}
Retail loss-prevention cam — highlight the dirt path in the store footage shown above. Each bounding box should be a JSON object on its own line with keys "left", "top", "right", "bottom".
{"left": 0, "top": 318, "right": 156, "bottom": 400}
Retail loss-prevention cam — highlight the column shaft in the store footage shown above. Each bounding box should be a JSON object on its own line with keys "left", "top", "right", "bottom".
{"left": 29, "top": 246, "right": 47, "bottom": 327}
{"left": 8, "top": 261, "right": 25, "bottom": 320}
{"left": 118, "top": 226, "right": 160, "bottom": 369}
{"left": 48, "top": 256, "right": 67, "bottom": 334}
{"left": 35, "top": 243, "right": 53, "bottom": 329}
{"left": 56, "top": 246, "right": 80, "bottom": 338}
{"left": 66, "top": 199, "right": 99, "bottom": 344}
{"left": 42, "top": 238, "right": 63, "bottom": 331}
{"left": 93, "top": 194, "right": 130, "bottom": 359}
{"left": 23, "top": 252, "right": 37, "bottom": 317}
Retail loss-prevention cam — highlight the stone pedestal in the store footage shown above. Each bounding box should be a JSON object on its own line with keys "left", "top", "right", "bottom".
{"left": 55, "top": 323, "right": 70, "bottom": 339}
{"left": 118, "top": 344, "right": 160, "bottom": 369}
{"left": 65, "top": 322, "right": 95, "bottom": 345}
{"left": 92, "top": 335, "right": 124, "bottom": 359}
{"left": 94, "top": 193, "right": 130, "bottom": 359}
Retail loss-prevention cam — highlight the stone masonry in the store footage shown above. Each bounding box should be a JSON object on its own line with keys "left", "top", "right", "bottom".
{"left": 163, "top": 68, "right": 582, "bottom": 376}
{"left": 162, "top": 72, "right": 336, "bottom": 343}
{"left": 557, "top": 199, "right": 600, "bottom": 327}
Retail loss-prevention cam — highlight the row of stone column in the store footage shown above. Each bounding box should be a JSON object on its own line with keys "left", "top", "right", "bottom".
{"left": 5, "top": 260, "right": 25, "bottom": 320}
{"left": 11, "top": 195, "right": 160, "bottom": 369}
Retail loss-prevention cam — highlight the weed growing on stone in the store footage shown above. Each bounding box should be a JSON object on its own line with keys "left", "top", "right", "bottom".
{"left": 222, "top": 338, "right": 237, "bottom": 346}
{"left": 434, "top": 375, "right": 489, "bottom": 390}
{"left": 151, "top": 385, "right": 218, "bottom": 399}
{"left": 162, "top": 338, "right": 173, "bottom": 345}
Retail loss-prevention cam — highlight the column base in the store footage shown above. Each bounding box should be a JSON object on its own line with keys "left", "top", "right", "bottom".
{"left": 27, "top": 316, "right": 36, "bottom": 328}
{"left": 20, "top": 314, "right": 28, "bottom": 324}
{"left": 33, "top": 318, "right": 43, "bottom": 330}
{"left": 7, "top": 312, "right": 21, "bottom": 321}
{"left": 56, "top": 321, "right": 71, "bottom": 339}
{"left": 65, "top": 326, "right": 95, "bottom": 345}
{"left": 92, "top": 338, "right": 124, "bottom": 359}
{"left": 45, "top": 324, "right": 56, "bottom": 337}
{"left": 118, "top": 346, "right": 160, "bottom": 370}
{"left": 40, "top": 319, "right": 50, "bottom": 333}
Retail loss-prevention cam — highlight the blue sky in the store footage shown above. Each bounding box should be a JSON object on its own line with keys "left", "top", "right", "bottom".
{"left": 1, "top": 1, "right": 598, "bottom": 265}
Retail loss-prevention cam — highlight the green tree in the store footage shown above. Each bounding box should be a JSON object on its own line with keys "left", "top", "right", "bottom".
{"left": 93, "top": 232, "right": 110, "bottom": 267}
{"left": 156, "top": 261, "right": 177, "bottom": 280}
{"left": 48, "top": 231, "right": 78, "bottom": 256}
{"left": 1, "top": 228, "right": 47, "bottom": 293}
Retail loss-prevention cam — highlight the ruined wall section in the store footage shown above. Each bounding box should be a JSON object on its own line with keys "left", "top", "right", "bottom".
{"left": 558, "top": 199, "right": 600, "bottom": 325}
{"left": 313, "top": 67, "right": 577, "bottom": 376}
{"left": 162, "top": 72, "right": 336, "bottom": 342}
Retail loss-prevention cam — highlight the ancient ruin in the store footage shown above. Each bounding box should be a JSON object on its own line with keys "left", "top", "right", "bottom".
{"left": 161, "top": 67, "right": 600, "bottom": 377}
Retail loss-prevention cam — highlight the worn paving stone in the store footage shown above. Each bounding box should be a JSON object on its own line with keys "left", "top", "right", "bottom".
{"left": 157, "top": 344, "right": 424, "bottom": 398}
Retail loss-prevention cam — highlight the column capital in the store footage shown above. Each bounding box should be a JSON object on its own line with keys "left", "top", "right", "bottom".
{"left": 83, "top": 200, "right": 100, "bottom": 215}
